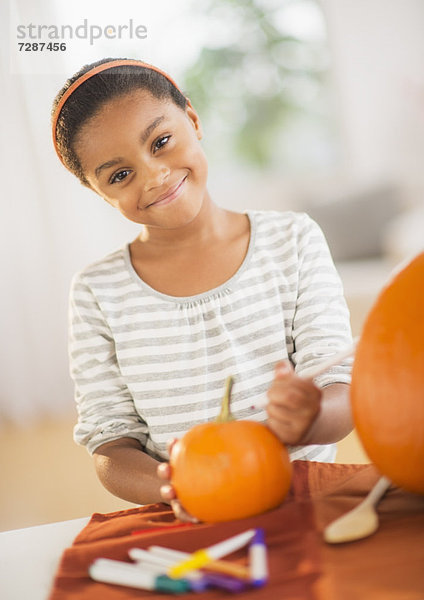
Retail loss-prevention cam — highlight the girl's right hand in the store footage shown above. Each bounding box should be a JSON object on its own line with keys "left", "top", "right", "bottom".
{"left": 157, "top": 439, "right": 199, "bottom": 523}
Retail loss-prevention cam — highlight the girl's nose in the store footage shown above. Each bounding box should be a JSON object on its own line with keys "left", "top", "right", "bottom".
{"left": 143, "top": 161, "right": 170, "bottom": 192}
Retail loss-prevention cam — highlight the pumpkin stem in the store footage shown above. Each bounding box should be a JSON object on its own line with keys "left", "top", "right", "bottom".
{"left": 216, "top": 376, "right": 235, "bottom": 423}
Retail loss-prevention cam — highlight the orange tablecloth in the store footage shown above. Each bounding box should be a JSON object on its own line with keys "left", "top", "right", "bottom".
{"left": 49, "top": 462, "right": 424, "bottom": 600}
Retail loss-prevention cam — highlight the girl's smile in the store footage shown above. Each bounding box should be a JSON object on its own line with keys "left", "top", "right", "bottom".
{"left": 143, "top": 174, "right": 188, "bottom": 210}
{"left": 74, "top": 90, "right": 209, "bottom": 231}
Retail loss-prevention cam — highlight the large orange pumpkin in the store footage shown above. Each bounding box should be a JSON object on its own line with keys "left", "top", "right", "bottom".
{"left": 170, "top": 377, "right": 292, "bottom": 522}
{"left": 351, "top": 252, "right": 424, "bottom": 494}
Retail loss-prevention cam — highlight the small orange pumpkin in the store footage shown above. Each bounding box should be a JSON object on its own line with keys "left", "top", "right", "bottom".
{"left": 351, "top": 252, "right": 424, "bottom": 494}
{"left": 170, "top": 377, "right": 292, "bottom": 522}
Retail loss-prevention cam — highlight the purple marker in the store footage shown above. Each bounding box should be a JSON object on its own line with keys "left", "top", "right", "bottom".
{"left": 248, "top": 528, "right": 268, "bottom": 587}
{"left": 202, "top": 572, "right": 248, "bottom": 593}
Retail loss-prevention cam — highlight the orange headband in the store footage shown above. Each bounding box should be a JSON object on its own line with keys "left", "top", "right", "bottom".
{"left": 52, "top": 59, "right": 185, "bottom": 165}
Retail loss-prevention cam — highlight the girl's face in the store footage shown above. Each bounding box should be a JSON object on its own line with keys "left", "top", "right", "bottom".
{"left": 74, "top": 90, "right": 209, "bottom": 230}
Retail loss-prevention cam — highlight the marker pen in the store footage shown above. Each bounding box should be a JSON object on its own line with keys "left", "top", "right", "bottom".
{"left": 129, "top": 547, "right": 178, "bottom": 570}
{"left": 168, "top": 529, "right": 255, "bottom": 578}
{"left": 128, "top": 548, "right": 245, "bottom": 592}
{"left": 249, "top": 528, "right": 268, "bottom": 587}
{"left": 128, "top": 548, "right": 208, "bottom": 591}
{"left": 201, "top": 572, "right": 249, "bottom": 592}
{"left": 149, "top": 545, "right": 251, "bottom": 579}
{"left": 89, "top": 558, "right": 190, "bottom": 593}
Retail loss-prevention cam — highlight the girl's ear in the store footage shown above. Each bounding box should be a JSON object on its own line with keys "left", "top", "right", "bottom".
{"left": 185, "top": 99, "right": 203, "bottom": 140}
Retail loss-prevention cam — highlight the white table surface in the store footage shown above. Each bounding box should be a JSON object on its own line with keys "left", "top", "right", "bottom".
{"left": 0, "top": 517, "right": 90, "bottom": 600}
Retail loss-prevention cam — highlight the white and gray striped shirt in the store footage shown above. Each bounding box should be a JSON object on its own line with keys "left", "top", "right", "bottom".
{"left": 70, "top": 210, "right": 353, "bottom": 463}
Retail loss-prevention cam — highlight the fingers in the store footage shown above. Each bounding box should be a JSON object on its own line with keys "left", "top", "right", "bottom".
{"left": 158, "top": 437, "right": 179, "bottom": 482}
{"left": 157, "top": 462, "right": 175, "bottom": 503}
{"left": 166, "top": 437, "right": 178, "bottom": 456}
{"left": 160, "top": 482, "right": 176, "bottom": 500}
{"left": 170, "top": 499, "right": 200, "bottom": 523}
{"left": 267, "top": 408, "right": 318, "bottom": 446}
{"left": 266, "top": 362, "right": 321, "bottom": 445}
{"left": 268, "top": 379, "right": 318, "bottom": 410}
{"left": 157, "top": 461, "right": 172, "bottom": 481}
{"left": 274, "top": 359, "right": 294, "bottom": 379}
{"left": 268, "top": 375, "right": 319, "bottom": 414}
{"left": 157, "top": 438, "right": 199, "bottom": 523}
{"left": 159, "top": 484, "right": 198, "bottom": 523}
{"left": 267, "top": 391, "right": 320, "bottom": 421}
{"left": 158, "top": 470, "right": 199, "bottom": 523}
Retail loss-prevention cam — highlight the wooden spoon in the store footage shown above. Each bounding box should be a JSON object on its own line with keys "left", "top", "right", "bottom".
{"left": 324, "top": 476, "right": 391, "bottom": 544}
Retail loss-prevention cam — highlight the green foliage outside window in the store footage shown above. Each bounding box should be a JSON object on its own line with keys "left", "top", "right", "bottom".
{"left": 181, "top": 0, "right": 332, "bottom": 169}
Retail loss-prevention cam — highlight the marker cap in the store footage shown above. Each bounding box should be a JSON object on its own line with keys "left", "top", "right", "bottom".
{"left": 252, "top": 528, "right": 265, "bottom": 545}
{"left": 155, "top": 575, "right": 191, "bottom": 593}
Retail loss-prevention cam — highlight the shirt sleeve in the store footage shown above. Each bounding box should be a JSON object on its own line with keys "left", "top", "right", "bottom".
{"left": 69, "top": 272, "right": 149, "bottom": 455}
{"left": 290, "top": 213, "right": 353, "bottom": 388}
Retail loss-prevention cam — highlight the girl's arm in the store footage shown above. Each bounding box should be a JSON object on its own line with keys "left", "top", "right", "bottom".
{"left": 301, "top": 382, "right": 352, "bottom": 445}
{"left": 69, "top": 273, "right": 158, "bottom": 505}
{"left": 93, "top": 437, "right": 164, "bottom": 505}
{"left": 94, "top": 438, "right": 198, "bottom": 522}
{"left": 265, "top": 214, "right": 354, "bottom": 447}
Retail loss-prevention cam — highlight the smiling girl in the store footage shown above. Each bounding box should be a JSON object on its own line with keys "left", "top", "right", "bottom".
{"left": 52, "top": 58, "right": 353, "bottom": 517}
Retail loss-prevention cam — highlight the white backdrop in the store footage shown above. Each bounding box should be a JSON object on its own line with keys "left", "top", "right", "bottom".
{"left": 1, "top": 0, "right": 192, "bottom": 422}
{"left": 1, "top": 0, "right": 424, "bottom": 424}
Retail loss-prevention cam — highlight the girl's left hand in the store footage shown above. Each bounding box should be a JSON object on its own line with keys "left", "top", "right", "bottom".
{"left": 266, "top": 360, "right": 322, "bottom": 446}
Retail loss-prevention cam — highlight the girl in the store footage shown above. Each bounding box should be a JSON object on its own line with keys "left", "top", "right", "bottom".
{"left": 52, "top": 58, "right": 353, "bottom": 519}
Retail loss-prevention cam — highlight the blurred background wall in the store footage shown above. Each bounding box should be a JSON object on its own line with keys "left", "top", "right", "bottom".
{"left": 1, "top": 0, "right": 423, "bottom": 531}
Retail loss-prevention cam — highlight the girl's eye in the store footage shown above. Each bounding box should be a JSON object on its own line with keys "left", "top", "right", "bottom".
{"left": 153, "top": 135, "right": 171, "bottom": 152}
{"left": 110, "top": 169, "right": 131, "bottom": 184}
